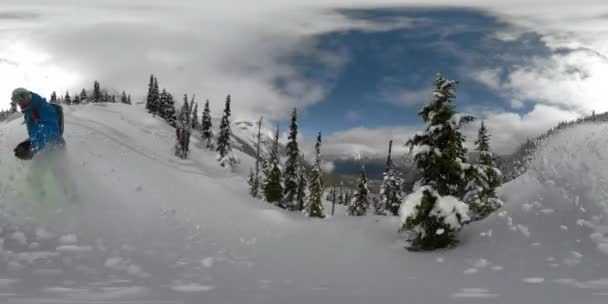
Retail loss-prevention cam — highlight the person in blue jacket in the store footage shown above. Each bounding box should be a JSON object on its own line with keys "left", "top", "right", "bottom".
{"left": 11, "top": 88, "right": 64, "bottom": 160}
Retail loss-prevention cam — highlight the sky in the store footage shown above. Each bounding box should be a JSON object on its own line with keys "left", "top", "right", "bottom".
{"left": 1, "top": 0, "right": 607, "bottom": 159}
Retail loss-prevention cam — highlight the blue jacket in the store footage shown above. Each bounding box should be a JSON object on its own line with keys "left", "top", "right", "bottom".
{"left": 22, "top": 92, "right": 62, "bottom": 152}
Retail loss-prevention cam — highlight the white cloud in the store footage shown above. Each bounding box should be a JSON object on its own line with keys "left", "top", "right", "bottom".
{"left": 0, "top": 0, "right": 422, "bottom": 118}
{"left": 314, "top": 126, "right": 417, "bottom": 160}
{"left": 462, "top": 104, "right": 580, "bottom": 154}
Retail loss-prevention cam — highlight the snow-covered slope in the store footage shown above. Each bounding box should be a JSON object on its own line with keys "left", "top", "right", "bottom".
{"left": 0, "top": 103, "right": 607, "bottom": 303}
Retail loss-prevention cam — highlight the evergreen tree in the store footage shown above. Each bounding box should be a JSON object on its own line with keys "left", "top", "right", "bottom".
{"left": 191, "top": 102, "right": 200, "bottom": 130}
{"left": 307, "top": 132, "right": 325, "bottom": 218}
{"left": 348, "top": 167, "right": 369, "bottom": 216}
{"left": 73, "top": 95, "right": 81, "bottom": 105}
{"left": 296, "top": 166, "right": 307, "bottom": 211}
{"left": 146, "top": 74, "right": 155, "bottom": 112}
{"left": 121, "top": 91, "right": 128, "bottom": 104}
{"left": 111, "top": 95, "right": 116, "bottom": 103}
{"left": 151, "top": 78, "right": 160, "bottom": 114}
{"left": 216, "top": 95, "right": 236, "bottom": 167}
{"left": 400, "top": 73, "right": 473, "bottom": 251}
{"left": 331, "top": 187, "right": 337, "bottom": 216}
{"left": 93, "top": 80, "right": 101, "bottom": 102}
{"left": 201, "top": 100, "right": 213, "bottom": 148}
{"left": 264, "top": 125, "right": 283, "bottom": 203}
{"left": 250, "top": 117, "right": 263, "bottom": 198}
{"left": 50, "top": 91, "right": 57, "bottom": 103}
{"left": 282, "top": 108, "right": 301, "bottom": 209}
{"left": 464, "top": 121, "right": 503, "bottom": 221}
{"left": 64, "top": 91, "right": 72, "bottom": 105}
{"left": 174, "top": 95, "right": 192, "bottom": 159}
{"left": 337, "top": 181, "right": 346, "bottom": 205}
{"left": 379, "top": 140, "right": 404, "bottom": 216}
{"left": 158, "top": 89, "right": 177, "bottom": 126}
{"left": 248, "top": 168, "right": 257, "bottom": 196}
{"left": 80, "top": 89, "right": 87, "bottom": 102}
{"left": 127, "top": 94, "right": 132, "bottom": 105}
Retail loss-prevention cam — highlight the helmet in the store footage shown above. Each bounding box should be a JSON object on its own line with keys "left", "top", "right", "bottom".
{"left": 11, "top": 88, "right": 31, "bottom": 103}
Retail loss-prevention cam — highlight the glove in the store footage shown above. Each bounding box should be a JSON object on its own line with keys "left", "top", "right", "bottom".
{"left": 14, "top": 140, "right": 34, "bottom": 160}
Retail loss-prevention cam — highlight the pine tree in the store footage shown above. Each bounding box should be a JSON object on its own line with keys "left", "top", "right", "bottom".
{"left": 64, "top": 91, "right": 72, "bottom": 105}
{"left": 400, "top": 73, "right": 473, "bottom": 251}
{"left": 158, "top": 89, "right": 177, "bottom": 126}
{"left": 348, "top": 167, "right": 369, "bottom": 216}
{"left": 174, "top": 95, "right": 192, "bottom": 159}
{"left": 337, "top": 181, "right": 345, "bottom": 205}
{"left": 296, "top": 167, "right": 307, "bottom": 211}
{"left": 50, "top": 91, "right": 57, "bottom": 103}
{"left": 151, "top": 78, "right": 160, "bottom": 114}
{"left": 248, "top": 168, "right": 257, "bottom": 197}
{"left": 331, "top": 187, "right": 337, "bottom": 216}
{"left": 264, "top": 125, "right": 283, "bottom": 203}
{"left": 127, "top": 94, "right": 132, "bottom": 104}
{"left": 201, "top": 100, "right": 213, "bottom": 148}
{"left": 80, "top": 89, "right": 87, "bottom": 102}
{"left": 307, "top": 132, "right": 325, "bottom": 218}
{"left": 121, "top": 91, "right": 128, "bottom": 104}
{"left": 93, "top": 80, "right": 101, "bottom": 102}
{"left": 282, "top": 108, "right": 301, "bottom": 209}
{"left": 464, "top": 121, "right": 503, "bottom": 221}
{"left": 379, "top": 140, "right": 404, "bottom": 216}
{"left": 73, "top": 95, "right": 80, "bottom": 105}
{"left": 191, "top": 102, "right": 199, "bottom": 130}
{"left": 146, "top": 74, "right": 155, "bottom": 112}
{"left": 250, "top": 117, "right": 263, "bottom": 198}
{"left": 216, "top": 95, "right": 235, "bottom": 167}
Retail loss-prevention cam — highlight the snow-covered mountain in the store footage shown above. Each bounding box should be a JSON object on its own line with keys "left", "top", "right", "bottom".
{"left": 0, "top": 103, "right": 607, "bottom": 303}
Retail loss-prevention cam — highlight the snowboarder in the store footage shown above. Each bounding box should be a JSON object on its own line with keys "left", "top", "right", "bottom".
{"left": 11, "top": 88, "right": 65, "bottom": 160}
{"left": 10, "top": 88, "right": 74, "bottom": 221}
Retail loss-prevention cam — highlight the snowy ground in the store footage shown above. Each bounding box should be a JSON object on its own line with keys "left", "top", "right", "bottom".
{"left": 0, "top": 103, "right": 607, "bottom": 303}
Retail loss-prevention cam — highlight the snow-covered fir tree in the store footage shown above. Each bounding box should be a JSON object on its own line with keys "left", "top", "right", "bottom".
{"left": 379, "top": 140, "right": 404, "bottom": 216}
{"left": 282, "top": 108, "right": 301, "bottom": 209}
{"left": 463, "top": 121, "right": 503, "bottom": 221}
{"left": 201, "top": 100, "right": 213, "bottom": 149}
{"left": 146, "top": 74, "right": 155, "bottom": 112}
{"left": 127, "top": 94, "right": 132, "bottom": 105}
{"left": 120, "top": 91, "right": 128, "bottom": 104}
{"left": 348, "top": 167, "right": 370, "bottom": 216}
{"left": 64, "top": 92, "right": 72, "bottom": 105}
{"left": 174, "top": 95, "right": 192, "bottom": 160}
{"left": 296, "top": 166, "right": 307, "bottom": 211}
{"left": 264, "top": 125, "right": 283, "bottom": 204}
{"left": 216, "top": 95, "right": 237, "bottom": 167}
{"left": 191, "top": 102, "right": 199, "bottom": 131}
{"left": 337, "top": 181, "right": 346, "bottom": 205}
{"left": 307, "top": 132, "right": 325, "bottom": 218}
{"left": 159, "top": 89, "right": 177, "bottom": 127}
{"left": 93, "top": 80, "right": 101, "bottom": 102}
{"left": 73, "top": 95, "right": 80, "bottom": 105}
{"left": 248, "top": 168, "right": 257, "bottom": 196}
{"left": 250, "top": 117, "right": 264, "bottom": 198}
{"left": 79, "top": 89, "right": 87, "bottom": 102}
{"left": 50, "top": 91, "right": 57, "bottom": 103}
{"left": 146, "top": 76, "right": 160, "bottom": 114}
{"left": 400, "top": 73, "right": 473, "bottom": 251}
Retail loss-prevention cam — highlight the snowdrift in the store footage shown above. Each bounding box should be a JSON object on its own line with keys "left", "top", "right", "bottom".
{"left": 0, "top": 103, "right": 607, "bottom": 303}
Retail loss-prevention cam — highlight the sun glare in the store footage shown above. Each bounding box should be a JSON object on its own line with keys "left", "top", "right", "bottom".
{"left": 0, "top": 41, "right": 81, "bottom": 110}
